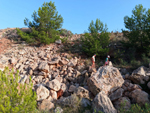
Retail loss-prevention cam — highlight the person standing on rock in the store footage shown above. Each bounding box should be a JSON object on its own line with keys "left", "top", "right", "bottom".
{"left": 104, "top": 55, "right": 110, "bottom": 66}
{"left": 91, "top": 54, "right": 96, "bottom": 68}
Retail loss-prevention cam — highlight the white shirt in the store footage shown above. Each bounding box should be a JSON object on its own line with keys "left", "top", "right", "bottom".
{"left": 92, "top": 55, "right": 95, "bottom": 62}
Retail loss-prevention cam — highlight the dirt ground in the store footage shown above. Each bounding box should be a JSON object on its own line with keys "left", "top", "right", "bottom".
{"left": 0, "top": 38, "right": 12, "bottom": 54}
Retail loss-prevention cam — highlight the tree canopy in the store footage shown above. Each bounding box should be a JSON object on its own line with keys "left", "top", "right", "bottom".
{"left": 17, "top": 1, "right": 63, "bottom": 44}
{"left": 81, "top": 19, "right": 110, "bottom": 57}
{"left": 122, "top": 4, "right": 150, "bottom": 53}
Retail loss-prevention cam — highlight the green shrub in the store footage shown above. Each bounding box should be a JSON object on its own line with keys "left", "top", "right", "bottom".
{"left": 0, "top": 67, "right": 37, "bottom": 113}
{"left": 81, "top": 19, "right": 110, "bottom": 57}
{"left": 113, "top": 49, "right": 125, "bottom": 63}
{"left": 130, "top": 59, "right": 141, "bottom": 68}
{"left": 142, "top": 54, "right": 150, "bottom": 65}
{"left": 16, "top": 28, "right": 35, "bottom": 44}
{"left": 17, "top": 28, "right": 60, "bottom": 45}
{"left": 119, "top": 103, "right": 150, "bottom": 113}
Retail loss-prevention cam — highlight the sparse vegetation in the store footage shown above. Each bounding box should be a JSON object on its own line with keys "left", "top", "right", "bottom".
{"left": 119, "top": 103, "right": 150, "bottom": 113}
{"left": 1, "top": 3, "right": 150, "bottom": 113}
{"left": 55, "top": 94, "right": 92, "bottom": 113}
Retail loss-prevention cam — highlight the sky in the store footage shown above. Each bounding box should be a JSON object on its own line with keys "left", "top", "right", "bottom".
{"left": 0, "top": 0, "right": 150, "bottom": 34}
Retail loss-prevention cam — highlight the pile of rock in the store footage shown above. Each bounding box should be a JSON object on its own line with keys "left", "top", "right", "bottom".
{"left": 0, "top": 41, "right": 150, "bottom": 112}
{"left": 87, "top": 65, "right": 150, "bottom": 113}
{"left": 0, "top": 43, "right": 96, "bottom": 111}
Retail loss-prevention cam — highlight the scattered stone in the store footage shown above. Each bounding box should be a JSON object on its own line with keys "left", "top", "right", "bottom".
{"left": 55, "top": 39, "right": 61, "bottom": 44}
{"left": 9, "top": 58, "right": 17, "bottom": 65}
{"left": 50, "top": 89, "right": 57, "bottom": 100}
{"left": 38, "top": 62, "right": 49, "bottom": 73}
{"left": 81, "top": 70, "right": 87, "bottom": 75}
{"left": 38, "top": 99, "right": 54, "bottom": 111}
{"left": 67, "top": 57, "right": 78, "bottom": 67}
{"left": 36, "top": 85, "right": 49, "bottom": 101}
{"left": 46, "top": 79, "right": 61, "bottom": 91}
{"left": 68, "top": 85, "right": 76, "bottom": 93}
{"left": 54, "top": 107, "right": 63, "bottom": 113}
{"left": 29, "top": 69, "right": 33, "bottom": 75}
{"left": 75, "top": 86, "right": 90, "bottom": 99}
{"left": 60, "top": 83, "right": 67, "bottom": 92}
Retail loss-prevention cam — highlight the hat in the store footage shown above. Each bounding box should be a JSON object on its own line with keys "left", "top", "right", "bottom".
{"left": 107, "top": 55, "right": 110, "bottom": 58}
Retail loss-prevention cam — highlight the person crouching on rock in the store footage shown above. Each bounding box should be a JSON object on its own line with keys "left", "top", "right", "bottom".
{"left": 91, "top": 54, "right": 96, "bottom": 68}
{"left": 104, "top": 55, "right": 110, "bottom": 66}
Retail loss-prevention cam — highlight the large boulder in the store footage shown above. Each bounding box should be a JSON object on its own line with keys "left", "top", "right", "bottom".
{"left": 130, "top": 66, "right": 149, "bottom": 84}
{"left": 129, "top": 89, "right": 150, "bottom": 106}
{"left": 113, "top": 97, "right": 131, "bottom": 110}
{"left": 87, "top": 66, "right": 124, "bottom": 96}
{"left": 67, "top": 57, "right": 78, "bottom": 67}
{"left": 92, "top": 92, "right": 117, "bottom": 113}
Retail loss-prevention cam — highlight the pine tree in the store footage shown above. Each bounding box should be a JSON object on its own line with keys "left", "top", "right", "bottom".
{"left": 0, "top": 67, "right": 37, "bottom": 113}
{"left": 122, "top": 4, "right": 150, "bottom": 53}
{"left": 17, "top": 1, "right": 63, "bottom": 44}
{"left": 81, "top": 19, "right": 110, "bottom": 57}
{"left": 24, "top": 1, "right": 63, "bottom": 39}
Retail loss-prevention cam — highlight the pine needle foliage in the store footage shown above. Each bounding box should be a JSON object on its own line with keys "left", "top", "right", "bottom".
{"left": 17, "top": 1, "right": 63, "bottom": 45}
{"left": 81, "top": 19, "right": 110, "bottom": 57}
{"left": 0, "top": 67, "right": 37, "bottom": 113}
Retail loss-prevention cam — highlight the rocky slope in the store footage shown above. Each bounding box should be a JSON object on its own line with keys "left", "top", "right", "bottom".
{"left": 0, "top": 28, "right": 150, "bottom": 113}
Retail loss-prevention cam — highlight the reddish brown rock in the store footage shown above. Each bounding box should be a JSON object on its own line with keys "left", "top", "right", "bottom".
{"left": 57, "top": 89, "right": 63, "bottom": 99}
